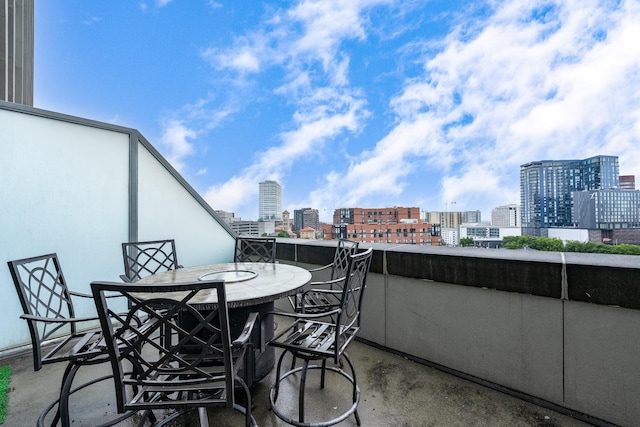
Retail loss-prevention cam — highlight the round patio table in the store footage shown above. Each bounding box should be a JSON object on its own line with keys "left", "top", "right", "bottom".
{"left": 137, "top": 262, "right": 312, "bottom": 385}
{"left": 137, "top": 261, "right": 311, "bottom": 308}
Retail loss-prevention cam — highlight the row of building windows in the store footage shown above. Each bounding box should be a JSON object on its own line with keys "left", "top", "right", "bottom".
{"left": 465, "top": 227, "right": 501, "bottom": 238}
{"left": 349, "top": 230, "right": 433, "bottom": 238}
{"left": 359, "top": 240, "right": 436, "bottom": 245}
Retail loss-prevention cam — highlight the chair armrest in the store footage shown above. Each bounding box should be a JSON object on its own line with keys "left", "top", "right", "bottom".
{"left": 70, "top": 289, "right": 124, "bottom": 299}
{"left": 232, "top": 312, "right": 259, "bottom": 348}
{"left": 20, "top": 313, "right": 99, "bottom": 323}
{"left": 307, "top": 263, "right": 332, "bottom": 273}
{"left": 268, "top": 308, "right": 341, "bottom": 320}
{"left": 69, "top": 290, "right": 93, "bottom": 298}
{"left": 308, "top": 276, "right": 345, "bottom": 288}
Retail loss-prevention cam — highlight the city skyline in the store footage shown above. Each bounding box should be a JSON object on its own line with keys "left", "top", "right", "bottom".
{"left": 35, "top": 1, "right": 640, "bottom": 222}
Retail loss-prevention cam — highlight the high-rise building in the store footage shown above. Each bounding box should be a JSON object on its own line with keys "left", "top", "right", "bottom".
{"left": 293, "top": 207, "right": 310, "bottom": 232}
{"left": 1, "top": 0, "right": 34, "bottom": 105}
{"left": 491, "top": 204, "right": 520, "bottom": 227}
{"left": 425, "top": 211, "right": 463, "bottom": 228}
{"left": 520, "top": 155, "right": 619, "bottom": 230}
{"left": 462, "top": 210, "right": 482, "bottom": 223}
{"left": 258, "top": 180, "right": 282, "bottom": 221}
{"left": 302, "top": 208, "right": 319, "bottom": 232}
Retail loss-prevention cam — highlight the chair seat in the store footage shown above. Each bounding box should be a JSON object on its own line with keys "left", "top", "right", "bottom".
{"left": 41, "top": 330, "right": 108, "bottom": 366}
{"left": 299, "top": 291, "right": 341, "bottom": 314}
{"left": 269, "top": 319, "right": 359, "bottom": 359}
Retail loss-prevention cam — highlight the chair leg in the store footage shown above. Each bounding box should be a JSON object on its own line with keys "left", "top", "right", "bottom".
{"left": 343, "top": 353, "right": 361, "bottom": 426}
{"left": 59, "top": 362, "right": 81, "bottom": 427}
{"left": 197, "top": 407, "right": 210, "bottom": 427}
{"left": 272, "top": 349, "right": 288, "bottom": 402}
{"left": 320, "top": 358, "right": 327, "bottom": 389}
{"left": 48, "top": 362, "right": 73, "bottom": 427}
{"left": 298, "top": 359, "right": 309, "bottom": 424}
{"left": 234, "top": 376, "right": 254, "bottom": 427}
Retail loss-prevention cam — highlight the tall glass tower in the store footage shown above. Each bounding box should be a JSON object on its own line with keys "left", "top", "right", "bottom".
{"left": 520, "top": 155, "right": 619, "bottom": 229}
{"left": 1, "top": 0, "right": 34, "bottom": 105}
{"left": 258, "top": 180, "right": 282, "bottom": 221}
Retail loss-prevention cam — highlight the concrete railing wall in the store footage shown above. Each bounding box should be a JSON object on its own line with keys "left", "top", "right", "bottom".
{"left": 275, "top": 239, "right": 640, "bottom": 427}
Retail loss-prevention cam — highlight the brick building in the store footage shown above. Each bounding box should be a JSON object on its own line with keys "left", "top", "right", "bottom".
{"left": 328, "top": 206, "right": 440, "bottom": 245}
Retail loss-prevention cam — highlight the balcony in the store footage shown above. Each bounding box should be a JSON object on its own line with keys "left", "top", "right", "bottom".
{"left": 3, "top": 242, "right": 638, "bottom": 426}
{"left": 1, "top": 102, "right": 638, "bottom": 426}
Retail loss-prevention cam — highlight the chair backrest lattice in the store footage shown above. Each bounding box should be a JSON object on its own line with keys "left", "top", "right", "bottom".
{"left": 333, "top": 247, "right": 373, "bottom": 358}
{"left": 91, "top": 280, "right": 237, "bottom": 414}
{"left": 7, "top": 253, "right": 77, "bottom": 369}
{"left": 234, "top": 237, "right": 276, "bottom": 263}
{"left": 328, "top": 239, "right": 359, "bottom": 283}
{"left": 121, "top": 239, "right": 180, "bottom": 282}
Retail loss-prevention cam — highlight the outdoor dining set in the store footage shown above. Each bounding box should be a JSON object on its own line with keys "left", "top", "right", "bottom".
{"left": 7, "top": 237, "right": 373, "bottom": 427}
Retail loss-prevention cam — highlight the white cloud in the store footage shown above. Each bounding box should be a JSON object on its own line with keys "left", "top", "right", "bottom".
{"left": 200, "top": 0, "right": 385, "bottom": 215}
{"left": 179, "top": 0, "right": 640, "bottom": 220}
{"left": 304, "top": 0, "right": 640, "bottom": 218}
{"left": 160, "top": 120, "right": 196, "bottom": 172}
{"left": 156, "top": 98, "right": 238, "bottom": 174}
{"left": 203, "top": 90, "right": 367, "bottom": 212}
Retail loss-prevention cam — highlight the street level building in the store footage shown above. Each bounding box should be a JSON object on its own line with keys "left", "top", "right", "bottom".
{"left": 460, "top": 224, "right": 522, "bottom": 248}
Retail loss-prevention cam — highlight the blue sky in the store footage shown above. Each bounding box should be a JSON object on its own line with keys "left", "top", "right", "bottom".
{"left": 35, "top": 0, "right": 640, "bottom": 222}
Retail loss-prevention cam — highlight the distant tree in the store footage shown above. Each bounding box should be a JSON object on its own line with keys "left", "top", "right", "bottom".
{"left": 504, "top": 236, "right": 640, "bottom": 255}
{"left": 503, "top": 235, "right": 537, "bottom": 249}
{"left": 564, "top": 240, "right": 585, "bottom": 252}
{"left": 460, "top": 237, "right": 474, "bottom": 247}
{"left": 529, "top": 237, "right": 564, "bottom": 252}
{"left": 611, "top": 244, "right": 640, "bottom": 255}
{"left": 502, "top": 235, "right": 521, "bottom": 249}
{"left": 277, "top": 231, "right": 289, "bottom": 238}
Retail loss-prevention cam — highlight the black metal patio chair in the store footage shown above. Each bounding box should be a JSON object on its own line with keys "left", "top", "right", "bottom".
{"left": 121, "top": 239, "right": 182, "bottom": 282}
{"left": 268, "top": 247, "right": 373, "bottom": 427}
{"left": 234, "top": 236, "right": 276, "bottom": 263}
{"left": 288, "top": 238, "right": 359, "bottom": 315}
{"left": 91, "top": 279, "right": 259, "bottom": 427}
{"left": 7, "top": 253, "right": 136, "bottom": 427}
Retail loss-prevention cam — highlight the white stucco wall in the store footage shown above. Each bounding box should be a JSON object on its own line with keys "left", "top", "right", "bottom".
{"left": 0, "top": 105, "right": 235, "bottom": 351}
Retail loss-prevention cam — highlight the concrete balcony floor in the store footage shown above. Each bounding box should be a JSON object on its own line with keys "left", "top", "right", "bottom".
{"left": 2, "top": 318, "right": 591, "bottom": 427}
